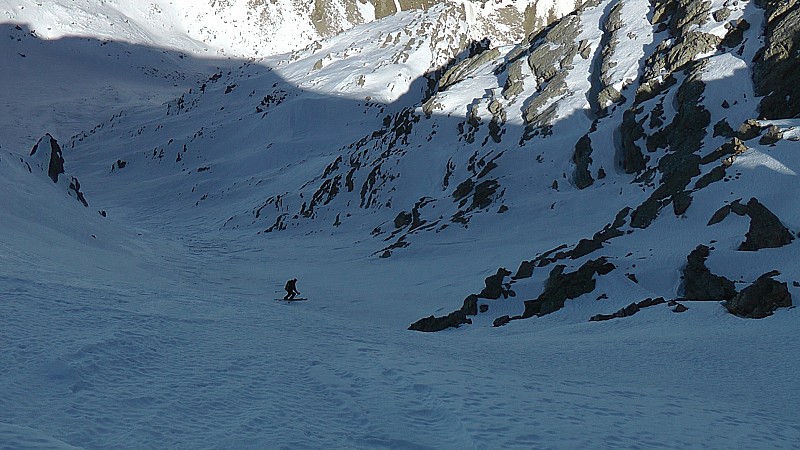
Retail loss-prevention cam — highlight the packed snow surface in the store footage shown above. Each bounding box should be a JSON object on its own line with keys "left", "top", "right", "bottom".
{"left": 2, "top": 0, "right": 800, "bottom": 448}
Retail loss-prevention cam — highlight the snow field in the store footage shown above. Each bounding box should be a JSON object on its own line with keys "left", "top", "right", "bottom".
{"left": 4, "top": 263, "right": 800, "bottom": 448}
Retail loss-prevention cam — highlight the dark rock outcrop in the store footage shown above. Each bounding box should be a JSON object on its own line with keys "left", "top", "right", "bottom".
{"left": 461, "top": 294, "right": 478, "bottom": 315}
{"left": 713, "top": 120, "right": 736, "bottom": 138}
{"left": 572, "top": 134, "right": 594, "bottom": 189}
{"left": 735, "top": 198, "right": 794, "bottom": 251}
{"left": 111, "top": 159, "right": 128, "bottom": 171}
{"left": 436, "top": 47, "right": 501, "bottom": 94}
{"left": 572, "top": 238, "right": 603, "bottom": 259}
{"left": 517, "top": 14, "right": 583, "bottom": 142}
{"left": 725, "top": 271, "right": 792, "bottom": 318}
{"left": 589, "top": 297, "right": 666, "bottom": 322}
{"left": 720, "top": 18, "right": 750, "bottom": 48}
{"left": 707, "top": 205, "right": 732, "bottom": 226}
{"left": 620, "top": 108, "right": 647, "bottom": 174}
{"left": 522, "top": 258, "right": 615, "bottom": 318}
{"left": 699, "top": 137, "right": 748, "bottom": 165}
{"left": 759, "top": 125, "right": 784, "bottom": 145}
{"left": 737, "top": 119, "right": 765, "bottom": 141}
{"left": 629, "top": 66, "right": 708, "bottom": 229}
{"left": 493, "top": 315, "right": 512, "bottom": 327}
{"left": 479, "top": 268, "right": 513, "bottom": 299}
{"left": 69, "top": 177, "right": 89, "bottom": 207}
{"left": 408, "top": 311, "right": 471, "bottom": 332}
{"left": 512, "top": 208, "right": 628, "bottom": 280}
{"left": 407, "top": 0, "right": 795, "bottom": 332}
{"left": 739, "top": 209, "right": 795, "bottom": 251}
{"left": 648, "top": 0, "right": 720, "bottom": 77}
{"left": 682, "top": 245, "right": 737, "bottom": 301}
{"left": 408, "top": 294, "right": 479, "bottom": 332}
{"left": 30, "top": 134, "right": 65, "bottom": 183}
{"left": 595, "top": 0, "right": 627, "bottom": 111}
{"left": 752, "top": 0, "right": 800, "bottom": 119}
{"left": 28, "top": 134, "right": 90, "bottom": 207}
{"left": 394, "top": 211, "right": 412, "bottom": 228}
{"left": 513, "top": 260, "right": 535, "bottom": 280}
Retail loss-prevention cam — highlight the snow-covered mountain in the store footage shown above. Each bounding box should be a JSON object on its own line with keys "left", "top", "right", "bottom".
{"left": 3, "top": 0, "right": 586, "bottom": 57}
{"left": 2, "top": 0, "right": 800, "bottom": 448}
{"left": 40, "top": 0, "right": 799, "bottom": 327}
{"left": 1, "top": 0, "right": 586, "bottom": 159}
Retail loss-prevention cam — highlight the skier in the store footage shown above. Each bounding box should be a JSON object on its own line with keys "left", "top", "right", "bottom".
{"left": 284, "top": 278, "right": 300, "bottom": 300}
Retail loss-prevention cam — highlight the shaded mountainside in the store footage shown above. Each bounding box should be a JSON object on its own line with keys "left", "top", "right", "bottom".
{"left": 14, "top": 0, "right": 800, "bottom": 331}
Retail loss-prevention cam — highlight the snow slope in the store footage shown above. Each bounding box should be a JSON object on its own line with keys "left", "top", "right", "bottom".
{"left": 2, "top": 0, "right": 800, "bottom": 448}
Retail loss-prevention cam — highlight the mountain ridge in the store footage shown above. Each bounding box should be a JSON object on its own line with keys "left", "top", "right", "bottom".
{"left": 2, "top": 0, "right": 799, "bottom": 321}
{"left": 3, "top": 0, "right": 589, "bottom": 57}
{"left": 29, "top": 0, "right": 797, "bottom": 331}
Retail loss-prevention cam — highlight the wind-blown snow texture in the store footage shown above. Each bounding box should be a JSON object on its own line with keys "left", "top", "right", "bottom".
{"left": 2, "top": 0, "right": 800, "bottom": 448}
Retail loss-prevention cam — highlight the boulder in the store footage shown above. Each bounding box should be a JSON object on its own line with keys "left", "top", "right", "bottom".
{"left": 738, "top": 198, "right": 795, "bottom": 251}
{"left": 759, "top": 125, "right": 784, "bottom": 145}
{"left": 725, "top": 272, "right": 792, "bottom": 318}
{"left": 111, "top": 159, "right": 128, "bottom": 171}
{"left": 672, "top": 302, "right": 689, "bottom": 313}
{"left": 737, "top": 119, "right": 764, "bottom": 141}
{"left": 492, "top": 315, "right": 513, "bottom": 327}
{"left": 713, "top": 7, "right": 731, "bottom": 22}
{"left": 720, "top": 18, "right": 750, "bottom": 48}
